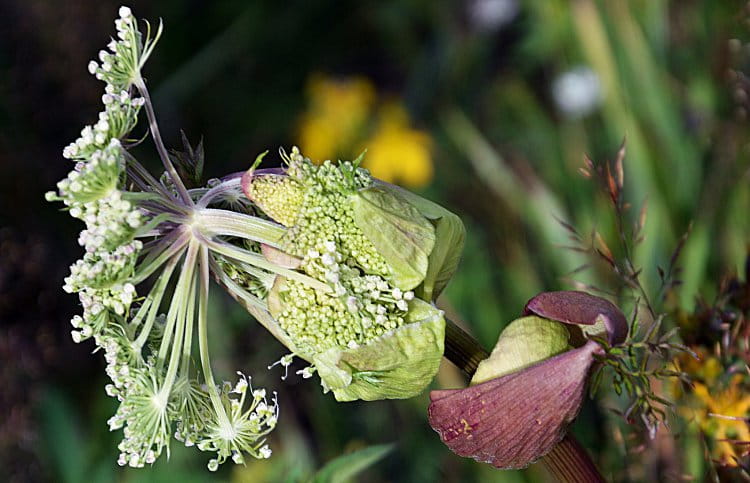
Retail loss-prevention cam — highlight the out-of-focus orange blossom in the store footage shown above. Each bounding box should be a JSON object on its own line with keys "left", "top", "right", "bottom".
{"left": 296, "top": 75, "right": 433, "bottom": 188}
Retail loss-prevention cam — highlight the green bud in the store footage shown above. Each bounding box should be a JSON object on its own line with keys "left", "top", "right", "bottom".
{"left": 244, "top": 172, "right": 305, "bottom": 227}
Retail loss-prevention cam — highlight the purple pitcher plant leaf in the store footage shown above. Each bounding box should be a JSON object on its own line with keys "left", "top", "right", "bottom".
{"left": 429, "top": 291, "right": 628, "bottom": 469}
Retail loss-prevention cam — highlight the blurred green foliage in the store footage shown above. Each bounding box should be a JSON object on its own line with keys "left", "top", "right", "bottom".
{"left": 2, "top": 0, "right": 750, "bottom": 481}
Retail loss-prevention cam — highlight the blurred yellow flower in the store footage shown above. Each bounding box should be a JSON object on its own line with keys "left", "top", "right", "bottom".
{"left": 690, "top": 375, "right": 750, "bottom": 466}
{"left": 296, "top": 74, "right": 434, "bottom": 188}
{"left": 297, "top": 74, "right": 375, "bottom": 163}
{"left": 360, "top": 103, "right": 433, "bottom": 188}
{"left": 677, "top": 348, "right": 723, "bottom": 385}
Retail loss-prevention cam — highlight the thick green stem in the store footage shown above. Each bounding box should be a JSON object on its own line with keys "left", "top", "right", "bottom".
{"left": 197, "top": 245, "right": 231, "bottom": 424}
{"left": 132, "top": 255, "right": 179, "bottom": 349}
{"left": 195, "top": 208, "right": 286, "bottom": 246}
{"left": 444, "top": 318, "right": 489, "bottom": 378}
{"left": 443, "top": 318, "right": 605, "bottom": 483}
{"left": 200, "top": 236, "right": 331, "bottom": 294}
{"left": 543, "top": 435, "right": 606, "bottom": 483}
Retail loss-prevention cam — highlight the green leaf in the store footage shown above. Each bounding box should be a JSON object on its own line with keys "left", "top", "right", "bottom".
{"left": 471, "top": 316, "right": 571, "bottom": 385}
{"left": 310, "top": 444, "right": 394, "bottom": 483}
{"left": 38, "top": 387, "right": 86, "bottom": 483}
{"left": 350, "top": 186, "right": 436, "bottom": 291}
{"left": 314, "top": 299, "right": 445, "bottom": 401}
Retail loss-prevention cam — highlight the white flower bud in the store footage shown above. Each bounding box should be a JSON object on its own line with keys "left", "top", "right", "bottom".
{"left": 118, "top": 6, "right": 132, "bottom": 18}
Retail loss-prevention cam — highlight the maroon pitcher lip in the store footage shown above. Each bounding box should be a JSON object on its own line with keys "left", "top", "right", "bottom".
{"left": 524, "top": 290, "right": 628, "bottom": 345}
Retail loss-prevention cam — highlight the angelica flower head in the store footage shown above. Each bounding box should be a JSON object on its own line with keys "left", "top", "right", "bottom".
{"left": 51, "top": 5, "right": 466, "bottom": 471}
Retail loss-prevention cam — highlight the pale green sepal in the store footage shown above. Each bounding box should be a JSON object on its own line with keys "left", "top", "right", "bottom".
{"left": 471, "top": 315, "right": 571, "bottom": 385}
{"left": 350, "top": 187, "right": 436, "bottom": 291}
{"left": 374, "top": 182, "right": 465, "bottom": 301}
{"left": 314, "top": 299, "right": 445, "bottom": 401}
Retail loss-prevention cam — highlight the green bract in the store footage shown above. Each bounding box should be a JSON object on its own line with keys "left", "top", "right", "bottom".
{"left": 242, "top": 148, "right": 464, "bottom": 401}
{"left": 375, "top": 182, "right": 465, "bottom": 301}
{"left": 350, "top": 186, "right": 435, "bottom": 291}
{"left": 314, "top": 299, "right": 445, "bottom": 401}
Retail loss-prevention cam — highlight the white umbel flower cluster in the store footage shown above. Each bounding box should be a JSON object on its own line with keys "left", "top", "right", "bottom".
{"left": 196, "top": 373, "right": 278, "bottom": 470}
{"left": 62, "top": 92, "right": 144, "bottom": 161}
{"left": 88, "top": 6, "right": 162, "bottom": 91}
{"left": 50, "top": 6, "right": 281, "bottom": 471}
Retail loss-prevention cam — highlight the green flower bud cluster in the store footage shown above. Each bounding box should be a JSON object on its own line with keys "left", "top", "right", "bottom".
{"left": 75, "top": 192, "right": 144, "bottom": 254}
{"left": 244, "top": 148, "right": 464, "bottom": 401}
{"left": 247, "top": 174, "right": 304, "bottom": 227}
{"left": 251, "top": 151, "right": 421, "bottom": 356}
{"left": 196, "top": 374, "right": 277, "bottom": 469}
{"left": 62, "top": 92, "right": 144, "bottom": 161}
{"left": 249, "top": 148, "right": 392, "bottom": 278}
{"left": 107, "top": 366, "right": 172, "bottom": 468}
{"left": 57, "top": 139, "right": 123, "bottom": 201}
{"left": 273, "top": 240, "right": 415, "bottom": 354}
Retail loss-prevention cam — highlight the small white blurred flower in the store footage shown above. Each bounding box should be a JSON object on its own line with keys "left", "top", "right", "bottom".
{"left": 552, "top": 66, "right": 603, "bottom": 119}
{"left": 468, "top": 0, "right": 519, "bottom": 33}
